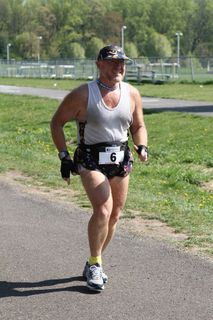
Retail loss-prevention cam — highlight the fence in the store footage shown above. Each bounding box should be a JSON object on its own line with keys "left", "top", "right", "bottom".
{"left": 0, "top": 56, "right": 213, "bottom": 83}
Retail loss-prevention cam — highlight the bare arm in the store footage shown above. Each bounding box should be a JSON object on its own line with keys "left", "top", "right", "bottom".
{"left": 50, "top": 84, "right": 88, "bottom": 152}
{"left": 129, "top": 85, "right": 148, "bottom": 161}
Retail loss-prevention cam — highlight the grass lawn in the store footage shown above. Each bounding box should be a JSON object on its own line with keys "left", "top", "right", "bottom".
{"left": 0, "top": 93, "right": 212, "bottom": 257}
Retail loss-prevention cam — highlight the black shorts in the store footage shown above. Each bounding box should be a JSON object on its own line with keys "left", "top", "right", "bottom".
{"left": 73, "top": 142, "right": 133, "bottom": 179}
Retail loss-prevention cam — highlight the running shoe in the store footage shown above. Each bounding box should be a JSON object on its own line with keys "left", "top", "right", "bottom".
{"left": 83, "top": 261, "right": 108, "bottom": 283}
{"left": 83, "top": 262, "right": 104, "bottom": 291}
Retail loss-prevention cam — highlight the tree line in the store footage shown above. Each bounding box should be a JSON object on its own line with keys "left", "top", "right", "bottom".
{"left": 0, "top": 0, "right": 213, "bottom": 60}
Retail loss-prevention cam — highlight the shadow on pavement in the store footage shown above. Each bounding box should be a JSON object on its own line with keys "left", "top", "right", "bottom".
{"left": 0, "top": 276, "right": 100, "bottom": 297}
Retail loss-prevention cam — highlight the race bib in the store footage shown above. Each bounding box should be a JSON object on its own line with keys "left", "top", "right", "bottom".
{"left": 99, "top": 146, "right": 124, "bottom": 165}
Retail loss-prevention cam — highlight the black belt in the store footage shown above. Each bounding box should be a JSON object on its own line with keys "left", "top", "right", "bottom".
{"left": 79, "top": 141, "right": 128, "bottom": 152}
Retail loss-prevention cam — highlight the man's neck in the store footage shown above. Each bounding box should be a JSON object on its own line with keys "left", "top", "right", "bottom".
{"left": 96, "top": 79, "right": 120, "bottom": 91}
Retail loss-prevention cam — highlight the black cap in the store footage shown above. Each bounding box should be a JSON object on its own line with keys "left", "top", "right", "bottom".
{"left": 97, "top": 45, "right": 130, "bottom": 61}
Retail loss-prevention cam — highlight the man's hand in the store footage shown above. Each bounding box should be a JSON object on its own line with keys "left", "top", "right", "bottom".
{"left": 60, "top": 158, "right": 76, "bottom": 185}
{"left": 134, "top": 144, "right": 148, "bottom": 162}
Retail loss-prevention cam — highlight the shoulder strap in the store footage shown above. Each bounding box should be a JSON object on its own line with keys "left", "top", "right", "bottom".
{"left": 78, "top": 121, "right": 86, "bottom": 144}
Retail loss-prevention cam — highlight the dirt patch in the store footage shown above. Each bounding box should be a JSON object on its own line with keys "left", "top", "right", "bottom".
{"left": 201, "top": 180, "right": 213, "bottom": 192}
{"left": 119, "top": 216, "right": 188, "bottom": 242}
{"left": 0, "top": 171, "right": 77, "bottom": 205}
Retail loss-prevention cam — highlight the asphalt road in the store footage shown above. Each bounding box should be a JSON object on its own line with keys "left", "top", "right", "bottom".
{"left": 0, "top": 85, "right": 213, "bottom": 319}
{"left": 0, "top": 84, "right": 213, "bottom": 116}
{"left": 0, "top": 180, "right": 212, "bottom": 320}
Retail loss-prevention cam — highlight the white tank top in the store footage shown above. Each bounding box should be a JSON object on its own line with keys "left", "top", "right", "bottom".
{"left": 77, "top": 80, "right": 132, "bottom": 144}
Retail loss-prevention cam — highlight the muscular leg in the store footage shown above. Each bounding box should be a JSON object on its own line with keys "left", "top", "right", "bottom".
{"left": 80, "top": 169, "right": 113, "bottom": 257}
{"left": 102, "top": 174, "right": 129, "bottom": 252}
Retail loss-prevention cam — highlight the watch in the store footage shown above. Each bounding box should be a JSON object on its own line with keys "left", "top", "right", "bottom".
{"left": 58, "top": 150, "right": 70, "bottom": 160}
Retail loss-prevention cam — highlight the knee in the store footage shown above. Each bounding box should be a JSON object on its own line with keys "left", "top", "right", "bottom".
{"left": 93, "top": 206, "right": 111, "bottom": 223}
{"left": 109, "top": 208, "right": 122, "bottom": 226}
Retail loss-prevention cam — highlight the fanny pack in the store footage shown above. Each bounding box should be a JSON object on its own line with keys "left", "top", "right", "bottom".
{"left": 79, "top": 142, "right": 128, "bottom": 165}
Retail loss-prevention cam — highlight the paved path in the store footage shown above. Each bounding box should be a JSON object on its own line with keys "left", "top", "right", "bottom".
{"left": 0, "top": 180, "right": 212, "bottom": 320}
{"left": 0, "top": 85, "right": 213, "bottom": 116}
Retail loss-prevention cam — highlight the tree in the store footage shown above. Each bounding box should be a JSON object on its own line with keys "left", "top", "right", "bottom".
{"left": 114, "top": 0, "right": 153, "bottom": 56}
{"left": 145, "top": 30, "right": 172, "bottom": 58}
{"left": 49, "top": 0, "right": 89, "bottom": 58}
{"left": 190, "top": 0, "right": 213, "bottom": 56}
{"left": 85, "top": 37, "right": 104, "bottom": 59}
{"left": 125, "top": 42, "right": 138, "bottom": 58}
{"left": 0, "top": 0, "right": 11, "bottom": 32}
{"left": 48, "top": 40, "right": 60, "bottom": 59}
{"left": 69, "top": 42, "right": 85, "bottom": 59}
{"left": 0, "top": 32, "right": 9, "bottom": 58}
{"left": 15, "top": 32, "right": 38, "bottom": 59}
{"left": 98, "top": 10, "right": 123, "bottom": 44}
{"left": 0, "top": 0, "right": 213, "bottom": 59}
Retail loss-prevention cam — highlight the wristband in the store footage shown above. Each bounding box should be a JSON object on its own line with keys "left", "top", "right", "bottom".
{"left": 136, "top": 145, "right": 148, "bottom": 155}
{"left": 58, "top": 150, "right": 70, "bottom": 160}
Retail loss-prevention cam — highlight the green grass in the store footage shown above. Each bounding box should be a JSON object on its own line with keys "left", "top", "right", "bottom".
{"left": 0, "top": 77, "right": 83, "bottom": 91}
{"left": 0, "top": 77, "right": 213, "bottom": 102}
{"left": 135, "top": 82, "right": 213, "bottom": 102}
{"left": 0, "top": 93, "right": 212, "bottom": 257}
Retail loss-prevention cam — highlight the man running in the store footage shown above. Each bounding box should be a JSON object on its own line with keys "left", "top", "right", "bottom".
{"left": 50, "top": 45, "right": 148, "bottom": 291}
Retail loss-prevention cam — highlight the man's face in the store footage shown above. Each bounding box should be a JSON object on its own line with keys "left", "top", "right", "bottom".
{"left": 96, "top": 59, "right": 126, "bottom": 82}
